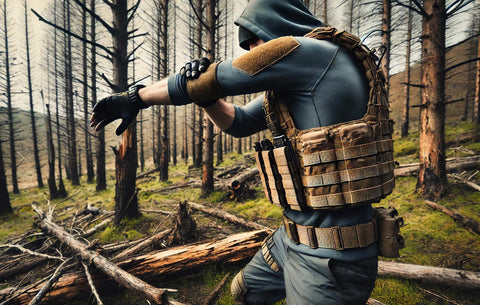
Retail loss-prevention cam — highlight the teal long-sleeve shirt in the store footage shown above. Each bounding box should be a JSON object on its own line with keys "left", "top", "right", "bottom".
{"left": 168, "top": 35, "right": 377, "bottom": 262}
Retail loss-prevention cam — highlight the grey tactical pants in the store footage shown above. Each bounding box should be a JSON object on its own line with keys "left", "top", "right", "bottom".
{"left": 232, "top": 226, "right": 378, "bottom": 305}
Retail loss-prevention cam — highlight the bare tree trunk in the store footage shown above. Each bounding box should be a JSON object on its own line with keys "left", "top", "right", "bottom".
{"left": 0, "top": 137, "right": 12, "bottom": 215}
{"left": 216, "top": 126, "right": 223, "bottom": 166}
{"left": 417, "top": 0, "right": 447, "bottom": 200}
{"left": 89, "top": 0, "right": 106, "bottom": 192}
{"left": 45, "top": 104, "right": 59, "bottom": 199}
{"left": 113, "top": 0, "right": 138, "bottom": 225}
{"left": 82, "top": 0, "right": 94, "bottom": 183}
{"left": 64, "top": 0, "right": 80, "bottom": 186}
{"left": 184, "top": 105, "right": 189, "bottom": 164}
{"left": 474, "top": 33, "right": 480, "bottom": 124}
{"left": 25, "top": 0, "right": 44, "bottom": 189}
{"left": 401, "top": 0, "right": 412, "bottom": 138}
{"left": 159, "top": 0, "right": 170, "bottom": 181}
{"left": 3, "top": 0, "right": 19, "bottom": 194}
{"left": 202, "top": 0, "right": 216, "bottom": 195}
{"left": 194, "top": 0, "right": 204, "bottom": 169}
{"left": 381, "top": 0, "right": 391, "bottom": 95}
{"left": 54, "top": 0, "right": 67, "bottom": 197}
{"left": 323, "top": 0, "right": 328, "bottom": 24}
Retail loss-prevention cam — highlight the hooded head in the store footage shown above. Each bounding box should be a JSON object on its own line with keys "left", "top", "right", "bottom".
{"left": 235, "top": 0, "right": 324, "bottom": 50}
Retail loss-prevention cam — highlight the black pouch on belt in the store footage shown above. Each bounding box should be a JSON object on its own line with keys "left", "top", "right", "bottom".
{"left": 373, "top": 207, "right": 405, "bottom": 258}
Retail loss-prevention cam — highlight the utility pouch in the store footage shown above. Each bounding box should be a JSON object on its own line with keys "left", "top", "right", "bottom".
{"left": 373, "top": 207, "right": 405, "bottom": 258}
{"left": 254, "top": 142, "right": 273, "bottom": 202}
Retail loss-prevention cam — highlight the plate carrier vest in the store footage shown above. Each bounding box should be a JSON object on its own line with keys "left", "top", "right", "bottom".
{"left": 255, "top": 27, "right": 395, "bottom": 211}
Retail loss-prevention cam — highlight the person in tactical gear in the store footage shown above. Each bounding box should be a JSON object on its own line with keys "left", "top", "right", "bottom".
{"left": 90, "top": 0, "right": 400, "bottom": 303}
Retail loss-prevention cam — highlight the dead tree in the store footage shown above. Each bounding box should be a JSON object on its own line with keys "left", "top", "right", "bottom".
{"left": 2, "top": 0, "right": 19, "bottom": 194}
{"left": 45, "top": 104, "right": 59, "bottom": 199}
{"left": 475, "top": 20, "right": 480, "bottom": 124}
{"left": 381, "top": 0, "right": 391, "bottom": 95}
{"left": 24, "top": 0, "right": 44, "bottom": 189}
{"left": 0, "top": 137, "right": 12, "bottom": 215}
{"left": 401, "top": 0, "right": 413, "bottom": 138}
{"left": 81, "top": 0, "right": 94, "bottom": 184}
{"left": 394, "top": 0, "right": 474, "bottom": 199}
{"left": 169, "top": 201, "right": 199, "bottom": 245}
{"left": 201, "top": 0, "right": 219, "bottom": 195}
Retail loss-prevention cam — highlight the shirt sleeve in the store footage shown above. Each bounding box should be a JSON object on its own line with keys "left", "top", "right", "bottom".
{"left": 224, "top": 95, "right": 267, "bottom": 138}
{"left": 167, "top": 36, "right": 338, "bottom": 105}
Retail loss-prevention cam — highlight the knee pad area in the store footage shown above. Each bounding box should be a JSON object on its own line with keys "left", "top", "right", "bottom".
{"left": 231, "top": 269, "right": 248, "bottom": 304}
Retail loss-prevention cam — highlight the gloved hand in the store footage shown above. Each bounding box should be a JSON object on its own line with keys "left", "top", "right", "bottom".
{"left": 90, "top": 85, "right": 148, "bottom": 136}
{"left": 179, "top": 57, "right": 211, "bottom": 79}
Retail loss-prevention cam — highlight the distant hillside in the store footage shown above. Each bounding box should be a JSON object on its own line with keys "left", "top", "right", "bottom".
{"left": 389, "top": 35, "right": 479, "bottom": 136}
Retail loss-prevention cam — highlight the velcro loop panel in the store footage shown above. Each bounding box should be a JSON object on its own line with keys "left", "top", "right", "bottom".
{"left": 186, "top": 62, "right": 224, "bottom": 104}
{"left": 232, "top": 36, "right": 300, "bottom": 76}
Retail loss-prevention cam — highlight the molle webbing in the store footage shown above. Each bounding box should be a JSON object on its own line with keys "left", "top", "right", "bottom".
{"left": 262, "top": 27, "right": 395, "bottom": 210}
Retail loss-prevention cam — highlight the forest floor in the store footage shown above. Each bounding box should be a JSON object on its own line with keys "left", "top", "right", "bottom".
{"left": 1, "top": 121, "right": 480, "bottom": 305}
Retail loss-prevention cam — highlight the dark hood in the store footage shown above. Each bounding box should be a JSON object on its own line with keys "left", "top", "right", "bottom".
{"left": 235, "top": 0, "right": 323, "bottom": 50}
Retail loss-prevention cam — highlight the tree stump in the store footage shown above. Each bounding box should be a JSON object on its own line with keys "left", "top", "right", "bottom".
{"left": 169, "top": 201, "right": 199, "bottom": 245}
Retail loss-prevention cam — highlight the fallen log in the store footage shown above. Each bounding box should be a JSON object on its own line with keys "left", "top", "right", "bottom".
{"left": 31, "top": 204, "right": 172, "bottom": 305}
{"left": 201, "top": 272, "right": 230, "bottom": 305}
{"left": 81, "top": 217, "right": 112, "bottom": 238}
{"left": 215, "top": 166, "right": 242, "bottom": 179}
{"left": 136, "top": 167, "right": 161, "bottom": 179}
{"left": 378, "top": 261, "right": 480, "bottom": 290}
{"left": 366, "top": 299, "right": 387, "bottom": 305}
{"left": 424, "top": 200, "right": 480, "bottom": 235}
{"left": 188, "top": 201, "right": 273, "bottom": 233}
{"left": 448, "top": 174, "right": 480, "bottom": 192}
{"left": 229, "top": 167, "right": 259, "bottom": 189}
{"left": 446, "top": 131, "right": 480, "bottom": 146}
{"left": 2, "top": 230, "right": 266, "bottom": 305}
{"left": 149, "top": 181, "right": 201, "bottom": 193}
{"left": 113, "top": 229, "right": 172, "bottom": 260}
{"left": 395, "top": 156, "right": 480, "bottom": 177}
{"left": 0, "top": 257, "right": 48, "bottom": 281}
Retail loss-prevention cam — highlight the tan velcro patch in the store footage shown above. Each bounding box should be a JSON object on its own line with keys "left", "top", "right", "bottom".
{"left": 232, "top": 36, "right": 301, "bottom": 75}
{"left": 186, "top": 62, "right": 224, "bottom": 104}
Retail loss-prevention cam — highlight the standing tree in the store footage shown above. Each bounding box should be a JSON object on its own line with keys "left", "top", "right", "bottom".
{"left": 381, "top": 0, "right": 391, "bottom": 95}
{"left": 45, "top": 103, "right": 59, "bottom": 199}
{"left": 401, "top": 0, "right": 413, "bottom": 138}
{"left": 0, "top": 135, "right": 12, "bottom": 215}
{"left": 24, "top": 0, "right": 44, "bottom": 189}
{"left": 395, "top": 0, "right": 473, "bottom": 199}
{"left": 2, "top": 0, "right": 19, "bottom": 194}
{"left": 475, "top": 13, "right": 480, "bottom": 123}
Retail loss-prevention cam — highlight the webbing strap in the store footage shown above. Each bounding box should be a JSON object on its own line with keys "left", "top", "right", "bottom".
{"left": 254, "top": 151, "right": 273, "bottom": 202}
{"left": 302, "top": 161, "right": 395, "bottom": 187}
{"left": 302, "top": 139, "right": 393, "bottom": 166}
{"left": 306, "top": 177, "right": 395, "bottom": 208}
{"left": 283, "top": 216, "right": 377, "bottom": 250}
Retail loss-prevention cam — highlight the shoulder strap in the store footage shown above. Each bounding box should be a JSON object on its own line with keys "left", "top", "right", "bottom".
{"left": 263, "top": 27, "right": 389, "bottom": 139}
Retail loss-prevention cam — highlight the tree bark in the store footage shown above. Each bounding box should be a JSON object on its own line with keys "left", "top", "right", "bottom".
{"left": 25, "top": 0, "right": 44, "bottom": 189}
{"left": 401, "top": 1, "right": 412, "bottom": 138}
{"left": 113, "top": 0, "right": 139, "bottom": 224}
{"left": 3, "top": 0, "right": 19, "bottom": 194}
{"left": 159, "top": 0, "right": 170, "bottom": 181}
{"left": 381, "top": 0, "right": 391, "bottom": 95}
{"left": 378, "top": 261, "right": 480, "bottom": 290}
{"left": 474, "top": 34, "right": 480, "bottom": 124}
{"left": 82, "top": 0, "right": 94, "bottom": 184}
{"left": 45, "top": 104, "right": 59, "bottom": 199}
{"left": 31, "top": 204, "right": 170, "bottom": 305}
{"left": 417, "top": 0, "right": 447, "bottom": 200}
{"left": 0, "top": 137, "right": 12, "bottom": 215}
{"left": 3, "top": 229, "right": 266, "bottom": 305}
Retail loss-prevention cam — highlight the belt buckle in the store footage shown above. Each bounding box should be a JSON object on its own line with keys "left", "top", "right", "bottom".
{"left": 284, "top": 217, "right": 299, "bottom": 245}
{"left": 331, "top": 226, "right": 344, "bottom": 250}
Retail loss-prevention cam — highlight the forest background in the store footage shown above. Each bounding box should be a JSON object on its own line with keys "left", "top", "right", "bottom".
{"left": 1, "top": 0, "right": 480, "bottom": 304}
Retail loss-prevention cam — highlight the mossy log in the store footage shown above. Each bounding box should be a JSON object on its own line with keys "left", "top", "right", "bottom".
{"left": 188, "top": 201, "right": 273, "bottom": 233}
{"left": 378, "top": 261, "right": 480, "bottom": 290}
{"left": 424, "top": 200, "right": 480, "bottom": 235}
{"left": 2, "top": 229, "right": 266, "bottom": 305}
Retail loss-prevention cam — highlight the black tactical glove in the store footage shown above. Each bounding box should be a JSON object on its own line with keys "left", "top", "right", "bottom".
{"left": 90, "top": 85, "right": 148, "bottom": 136}
{"left": 179, "top": 57, "right": 211, "bottom": 79}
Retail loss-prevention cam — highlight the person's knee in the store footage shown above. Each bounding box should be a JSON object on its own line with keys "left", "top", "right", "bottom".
{"left": 231, "top": 269, "right": 248, "bottom": 304}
